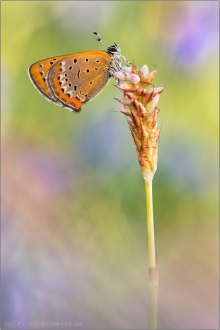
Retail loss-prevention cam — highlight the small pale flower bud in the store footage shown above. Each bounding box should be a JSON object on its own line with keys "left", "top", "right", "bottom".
{"left": 122, "top": 66, "right": 132, "bottom": 73}
{"left": 117, "top": 83, "right": 137, "bottom": 92}
{"left": 140, "top": 65, "right": 149, "bottom": 78}
{"left": 130, "top": 73, "right": 140, "bottom": 84}
{"left": 114, "top": 72, "right": 127, "bottom": 80}
{"left": 146, "top": 94, "right": 160, "bottom": 112}
{"left": 140, "top": 64, "right": 149, "bottom": 73}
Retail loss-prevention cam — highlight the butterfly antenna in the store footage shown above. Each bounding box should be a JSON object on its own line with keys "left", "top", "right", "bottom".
{"left": 93, "top": 31, "right": 108, "bottom": 49}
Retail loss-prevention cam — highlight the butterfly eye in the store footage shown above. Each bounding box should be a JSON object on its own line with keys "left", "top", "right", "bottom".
{"left": 109, "top": 47, "right": 117, "bottom": 53}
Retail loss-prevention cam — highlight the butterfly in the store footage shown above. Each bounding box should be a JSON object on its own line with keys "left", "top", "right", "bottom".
{"left": 28, "top": 32, "right": 129, "bottom": 113}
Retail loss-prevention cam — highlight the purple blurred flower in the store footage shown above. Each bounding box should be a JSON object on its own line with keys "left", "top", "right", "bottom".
{"left": 175, "top": 3, "right": 219, "bottom": 67}
{"left": 156, "top": 2, "right": 219, "bottom": 70}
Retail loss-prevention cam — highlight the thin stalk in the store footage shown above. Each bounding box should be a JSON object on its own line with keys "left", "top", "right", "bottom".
{"left": 145, "top": 180, "right": 156, "bottom": 268}
{"left": 145, "top": 180, "right": 158, "bottom": 329}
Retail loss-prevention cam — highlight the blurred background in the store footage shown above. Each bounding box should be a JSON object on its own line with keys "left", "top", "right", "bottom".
{"left": 1, "top": 1, "right": 219, "bottom": 329}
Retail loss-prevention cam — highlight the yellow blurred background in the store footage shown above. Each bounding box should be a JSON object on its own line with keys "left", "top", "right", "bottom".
{"left": 1, "top": 1, "right": 219, "bottom": 329}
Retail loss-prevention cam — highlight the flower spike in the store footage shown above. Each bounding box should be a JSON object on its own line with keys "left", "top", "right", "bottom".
{"left": 115, "top": 63, "right": 164, "bottom": 182}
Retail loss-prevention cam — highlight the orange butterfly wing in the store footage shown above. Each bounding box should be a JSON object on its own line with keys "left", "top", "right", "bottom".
{"left": 48, "top": 51, "right": 111, "bottom": 112}
{"left": 28, "top": 54, "right": 71, "bottom": 102}
{"left": 28, "top": 51, "right": 112, "bottom": 112}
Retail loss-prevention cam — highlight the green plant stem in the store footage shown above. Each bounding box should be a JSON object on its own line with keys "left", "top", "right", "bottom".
{"left": 145, "top": 179, "right": 158, "bottom": 329}
{"left": 145, "top": 180, "right": 156, "bottom": 268}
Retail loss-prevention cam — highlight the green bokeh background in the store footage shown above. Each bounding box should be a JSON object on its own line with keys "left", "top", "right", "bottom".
{"left": 2, "top": 1, "right": 219, "bottom": 329}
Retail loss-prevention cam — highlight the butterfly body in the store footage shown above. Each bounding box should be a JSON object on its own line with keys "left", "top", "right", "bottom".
{"left": 28, "top": 40, "right": 126, "bottom": 113}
